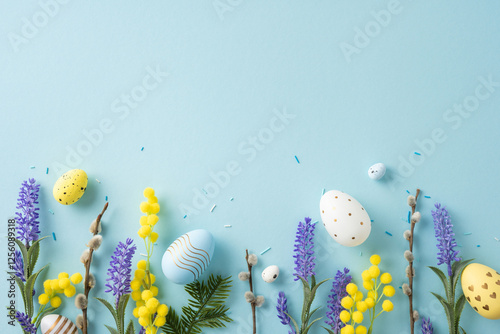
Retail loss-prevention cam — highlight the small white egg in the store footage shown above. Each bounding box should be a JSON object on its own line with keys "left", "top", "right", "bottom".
{"left": 368, "top": 163, "right": 386, "bottom": 180}
{"left": 262, "top": 265, "right": 280, "bottom": 283}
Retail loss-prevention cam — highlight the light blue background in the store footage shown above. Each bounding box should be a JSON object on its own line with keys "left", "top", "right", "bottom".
{"left": 1, "top": 1, "right": 500, "bottom": 333}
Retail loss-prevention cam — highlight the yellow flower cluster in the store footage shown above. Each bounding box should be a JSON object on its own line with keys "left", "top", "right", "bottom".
{"left": 340, "top": 255, "right": 394, "bottom": 334}
{"left": 132, "top": 188, "right": 168, "bottom": 334}
{"left": 38, "top": 272, "right": 82, "bottom": 308}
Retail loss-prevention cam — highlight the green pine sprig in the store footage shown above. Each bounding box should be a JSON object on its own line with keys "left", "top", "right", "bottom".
{"left": 429, "top": 258, "right": 473, "bottom": 334}
{"left": 161, "top": 274, "right": 233, "bottom": 334}
{"left": 96, "top": 294, "right": 135, "bottom": 334}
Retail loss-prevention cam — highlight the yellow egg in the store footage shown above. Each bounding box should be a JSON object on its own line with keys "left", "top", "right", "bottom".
{"left": 461, "top": 263, "right": 500, "bottom": 320}
{"left": 53, "top": 169, "right": 88, "bottom": 205}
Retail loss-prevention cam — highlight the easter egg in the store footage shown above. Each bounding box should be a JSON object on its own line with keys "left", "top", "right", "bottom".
{"left": 319, "top": 190, "right": 371, "bottom": 247}
{"left": 461, "top": 263, "right": 500, "bottom": 319}
{"left": 41, "top": 314, "right": 78, "bottom": 334}
{"left": 368, "top": 163, "right": 386, "bottom": 180}
{"left": 262, "top": 265, "right": 279, "bottom": 283}
{"left": 53, "top": 169, "right": 88, "bottom": 205}
{"left": 162, "top": 229, "right": 215, "bottom": 285}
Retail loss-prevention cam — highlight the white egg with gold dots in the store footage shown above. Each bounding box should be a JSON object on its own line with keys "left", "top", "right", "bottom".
{"left": 320, "top": 190, "right": 371, "bottom": 247}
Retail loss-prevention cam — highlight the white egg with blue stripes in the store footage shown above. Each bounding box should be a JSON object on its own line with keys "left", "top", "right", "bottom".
{"left": 161, "top": 229, "right": 215, "bottom": 285}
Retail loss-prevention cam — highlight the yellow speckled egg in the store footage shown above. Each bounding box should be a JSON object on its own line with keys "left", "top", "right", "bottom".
{"left": 461, "top": 263, "right": 500, "bottom": 319}
{"left": 53, "top": 169, "right": 88, "bottom": 205}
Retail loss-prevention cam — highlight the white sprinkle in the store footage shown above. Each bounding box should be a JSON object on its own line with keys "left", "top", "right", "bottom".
{"left": 140, "top": 253, "right": 147, "bottom": 257}
{"left": 312, "top": 220, "right": 319, "bottom": 224}
{"left": 224, "top": 225, "right": 232, "bottom": 228}
{"left": 48, "top": 209, "right": 54, "bottom": 215}
{"left": 495, "top": 237, "right": 499, "bottom": 242}
{"left": 210, "top": 204, "right": 216, "bottom": 212}
{"left": 96, "top": 179, "right": 101, "bottom": 183}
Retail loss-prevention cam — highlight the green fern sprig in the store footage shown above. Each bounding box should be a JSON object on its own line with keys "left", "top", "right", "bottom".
{"left": 161, "top": 274, "right": 233, "bottom": 334}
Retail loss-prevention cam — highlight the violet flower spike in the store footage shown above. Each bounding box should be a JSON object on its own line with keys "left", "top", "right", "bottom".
{"left": 15, "top": 311, "right": 37, "bottom": 334}
{"left": 276, "top": 291, "right": 295, "bottom": 334}
{"left": 293, "top": 217, "right": 316, "bottom": 282}
{"left": 15, "top": 178, "right": 40, "bottom": 246}
{"left": 14, "top": 250, "right": 25, "bottom": 282}
{"left": 105, "top": 238, "right": 137, "bottom": 308}
{"left": 421, "top": 317, "right": 434, "bottom": 334}
{"left": 325, "top": 268, "right": 352, "bottom": 333}
{"left": 432, "top": 203, "right": 460, "bottom": 276}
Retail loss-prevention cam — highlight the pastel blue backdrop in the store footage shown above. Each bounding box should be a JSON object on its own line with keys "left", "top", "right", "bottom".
{"left": 1, "top": 1, "right": 500, "bottom": 333}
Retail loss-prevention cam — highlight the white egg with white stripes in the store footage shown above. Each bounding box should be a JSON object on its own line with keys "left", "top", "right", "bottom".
{"left": 161, "top": 229, "right": 215, "bottom": 285}
{"left": 41, "top": 314, "right": 78, "bottom": 334}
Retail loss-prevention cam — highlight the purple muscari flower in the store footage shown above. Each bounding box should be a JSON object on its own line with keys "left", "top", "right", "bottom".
{"left": 15, "top": 178, "right": 40, "bottom": 246}
{"left": 105, "top": 238, "right": 137, "bottom": 308}
{"left": 15, "top": 311, "right": 37, "bottom": 334}
{"left": 13, "top": 250, "right": 25, "bottom": 282}
{"left": 325, "top": 268, "right": 352, "bottom": 333}
{"left": 432, "top": 203, "right": 460, "bottom": 276}
{"left": 421, "top": 317, "right": 434, "bottom": 334}
{"left": 293, "top": 217, "right": 316, "bottom": 282}
{"left": 276, "top": 291, "right": 295, "bottom": 334}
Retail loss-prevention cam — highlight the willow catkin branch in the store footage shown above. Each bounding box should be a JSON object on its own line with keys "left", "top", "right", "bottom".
{"left": 408, "top": 189, "right": 420, "bottom": 334}
{"left": 82, "top": 202, "right": 108, "bottom": 334}
{"left": 245, "top": 249, "right": 256, "bottom": 334}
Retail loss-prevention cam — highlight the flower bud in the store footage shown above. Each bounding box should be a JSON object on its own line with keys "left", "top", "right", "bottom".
{"left": 255, "top": 295, "right": 265, "bottom": 307}
{"left": 403, "top": 230, "right": 411, "bottom": 241}
{"left": 80, "top": 249, "right": 90, "bottom": 264}
{"left": 88, "top": 273, "right": 96, "bottom": 289}
{"left": 244, "top": 291, "right": 255, "bottom": 303}
{"left": 247, "top": 254, "right": 258, "bottom": 266}
{"left": 407, "top": 195, "right": 416, "bottom": 206}
{"left": 411, "top": 212, "right": 421, "bottom": 224}
{"left": 413, "top": 310, "right": 420, "bottom": 321}
{"left": 75, "top": 293, "right": 88, "bottom": 309}
{"left": 238, "top": 272, "right": 250, "bottom": 281}
{"left": 402, "top": 283, "right": 411, "bottom": 296}
{"left": 404, "top": 250, "right": 414, "bottom": 262}
{"left": 87, "top": 235, "right": 103, "bottom": 251}
{"left": 406, "top": 265, "right": 415, "bottom": 278}
{"left": 89, "top": 219, "right": 101, "bottom": 234}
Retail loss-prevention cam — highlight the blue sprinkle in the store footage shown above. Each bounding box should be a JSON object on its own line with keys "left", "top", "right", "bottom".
{"left": 464, "top": 232, "right": 472, "bottom": 235}
{"left": 46, "top": 167, "right": 49, "bottom": 174}
{"left": 371, "top": 219, "right": 374, "bottom": 222}
{"left": 312, "top": 220, "right": 319, "bottom": 225}
{"left": 399, "top": 286, "right": 402, "bottom": 289}
{"left": 260, "top": 247, "right": 271, "bottom": 255}
{"left": 477, "top": 245, "right": 481, "bottom": 247}
{"left": 406, "top": 190, "right": 410, "bottom": 194}
{"left": 52, "top": 232, "right": 56, "bottom": 241}
{"left": 230, "top": 197, "right": 234, "bottom": 201}
{"left": 30, "top": 166, "right": 35, "bottom": 169}
{"left": 408, "top": 211, "right": 411, "bottom": 224}
{"left": 105, "top": 196, "right": 108, "bottom": 201}
{"left": 424, "top": 195, "right": 431, "bottom": 198}
{"left": 202, "top": 188, "right": 208, "bottom": 195}
{"left": 48, "top": 209, "right": 54, "bottom": 215}
{"left": 183, "top": 214, "right": 187, "bottom": 219}
{"left": 295, "top": 155, "right": 300, "bottom": 164}
{"left": 322, "top": 188, "right": 325, "bottom": 195}
{"left": 414, "top": 152, "right": 421, "bottom": 156}
{"left": 359, "top": 251, "right": 362, "bottom": 256}
{"left": 141, "top": 147, "right": 144, "bottom": 151}
{"left": 385, "top": 231, "right": 393, "bottom": 236}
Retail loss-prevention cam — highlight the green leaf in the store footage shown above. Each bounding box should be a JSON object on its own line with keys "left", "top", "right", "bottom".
{"left": 162, "top": 307, "right": 184, "bottom": 334}
{"left": 8, "top": 273, "right": 26, "bottom": 312}
{"left": 285, "top": 312, "right": 300, "bottom": 334}
{"left": 460, "top": 326, "right": 467, "bottom": 334}
{"left": 452, "top": 259, "right": 474, "bottom": 293}
{"left": 27, "top": 236, "right": 47, "bottom": 274}
{"left": 305, "top": 306, "right": 321, "bottom": 325}
{"left": 96, "top": 297, "right": 118, "bottom": 327}
{"left": 24, "top": 264, "right": 47, "bottom": 317}
{"left": 302, "top": 316, "right": 323, "bottom": 334}
{"left": 117, "top": 294, "right": 130, "bottom": 333}
{"left": 429, "top": 266, "right": 451, "bottom": 300}
{"left": 105, "top": 324, "right": 119, "bottom": 334}
{"left": 125, "top": 320, "right": 134, "bottom": 334}
{"left": 431, "top": 292, "right": 455, "bottom": 334}
{"left": 454, "top": 294, "right": 467, "bottom": 331}
{"left": 322, "top": 327, "right": 336, "bottom": 334}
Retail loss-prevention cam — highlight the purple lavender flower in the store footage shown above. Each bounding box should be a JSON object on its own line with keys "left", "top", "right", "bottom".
{"left": 15, "top": 311, "right": 37, "bottom": 334}
{"left": 325, "top": 268, "right": 352, "bottom": 333}
{"left": 293, "top": 217, "right": 316, "bottom": 282}
{"left": 421, "top": 317, "right": 433, "bottom": 334}
{"left": 15, "top": 178, "right": 40, "bottom": 246}
{"left": 432, "top": 203, "right": 460, "bottom": 276}
{"left": 277, "top": 291, "right": 295, "bottom": 334}
{"left": 105, "top": 238, "right": 137, "bottom": 308}
{"left": 13, "top": 250, "right": 25, "bottom": 282}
